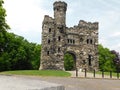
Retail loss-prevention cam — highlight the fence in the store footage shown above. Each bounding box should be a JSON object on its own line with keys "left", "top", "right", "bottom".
{"left": 74, "top": 69, "right": 120, "bottom": 79}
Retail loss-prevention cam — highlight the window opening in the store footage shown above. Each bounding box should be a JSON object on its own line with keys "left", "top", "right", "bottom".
{"left": 70, "top": 39, "right": 72, "bottom": 43}
{"left": 73, "top": 40, "right": 75, "bottom": 44}
{"left": 58, "top": 36, "right": 61, "bottom": 41}
{"left": 58, "top": 47, "right": 60, "bottom": 52}
{"left": 87, "top": 39, "right": 89, "bottom": 44}
{"left": 49, "top": 28, "right": 51, "bottom": 32}
{"left": 90, "top": 39, "right": 92, "bottom": 44}
{"left": 88, "top": 55, "right": 92, "bottom": 66}
{"left": 68, "top": 39, "right": 69, "bottom": 43}
{"left": 48, "top": 39, "right": 50, "bottom": 44}
{"left": 47, "top": 51, "right": 49, "bottom": 55}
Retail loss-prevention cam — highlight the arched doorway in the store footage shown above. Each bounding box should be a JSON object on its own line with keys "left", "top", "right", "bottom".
{"left": 64, "top": 52, "right": 76, "bottom": 71}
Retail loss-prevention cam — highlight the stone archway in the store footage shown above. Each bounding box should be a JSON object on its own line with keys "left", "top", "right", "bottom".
{"left": 64, "top": 51, "right": 76, "bottom": 71}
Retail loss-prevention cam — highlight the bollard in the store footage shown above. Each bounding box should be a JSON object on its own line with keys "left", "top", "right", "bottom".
{"left": 102, "top": 70, "right": 104, "bottom": 78}
{"left": 85, "top": 68, "right": 87, "bottom": 78}
{"left": 117, "top": 72, "right": 119, "bottom": 79}
{"left": 93, "top": 69, "right": 95, "bottom": 78}
{"left": 110, "top": 71, "right": 112, "bottom": 78}
{"left": 76, "top": 68, "right": 78, "bottom": 77}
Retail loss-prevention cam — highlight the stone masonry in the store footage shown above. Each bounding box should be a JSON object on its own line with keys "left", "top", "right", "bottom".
{"left": 39, "top": 1, "right": 99, "bottom": 71}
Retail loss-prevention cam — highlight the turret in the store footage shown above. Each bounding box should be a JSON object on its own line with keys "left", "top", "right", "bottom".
{"left": 53, "top": 1, "right": 67, "bottom": 26}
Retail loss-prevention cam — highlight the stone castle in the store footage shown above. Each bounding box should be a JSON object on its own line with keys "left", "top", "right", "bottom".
{"left": 40, "top": 1, "right": 99, "bottom": 71}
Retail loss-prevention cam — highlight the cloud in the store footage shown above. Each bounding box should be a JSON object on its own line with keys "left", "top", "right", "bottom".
{"left": 4, "top": 0, "right": 51, "bottom": 43}
{"left": 110, "top": 32, "right": 120, "bottom": 38}
{"left": 110, "top": 43, "right": 120, "bottom": 52}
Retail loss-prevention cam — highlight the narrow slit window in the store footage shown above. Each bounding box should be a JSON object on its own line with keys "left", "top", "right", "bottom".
{"left": 58, "top": 36, "right": 61, "bottom": 41}
{"left": 70, "top": 39, "right": 72, "bottom": 43}
{"left": 73, "top": 40, "right": 75, "bottom": 44}
{"left": 48, "top": 40, "right": 50, "bottom": 44}
{"left": 47, "top": 51, "right": 49, "bottom": 55}
{"left": 87, "top": 39, "right": 89, "bottom": 44}
{"left": 49, "top": 28, "right": 51, "bottom": 32}
{"left": 68, "top": 39, "right": 69, "bottom": 43}
{"left": 90, "top": 39, "right": 92, "bottom": 44}
{"left": 88, "top": 55, "right": 92, "bottom": 66}
{"left": 58, "top": 47, "right": 60, "bottom": 52}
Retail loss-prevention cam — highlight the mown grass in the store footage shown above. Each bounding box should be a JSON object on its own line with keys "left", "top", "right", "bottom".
{"left": 0, "top": 70, "right": 71, "bottom": 77}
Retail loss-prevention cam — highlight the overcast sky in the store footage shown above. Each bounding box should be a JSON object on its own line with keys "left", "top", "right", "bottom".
{"left": 4, "top": 0, "right": 120, "bottom": 52}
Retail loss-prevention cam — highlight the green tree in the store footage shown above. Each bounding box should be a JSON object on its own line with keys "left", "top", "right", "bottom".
{"left": 0, "top": 0, "right": 10, "bottom": 71}
{"left": 0, "top": 0, "right": 41, "bottom": 71}
{"left": 98, "top": 44, "right": 116, "bottom": 71}
{"left": 30, "top": 44, "right": 41, "bottom": 69}
{"left": 0, "top": 0, "right": 10, "bottom": 53}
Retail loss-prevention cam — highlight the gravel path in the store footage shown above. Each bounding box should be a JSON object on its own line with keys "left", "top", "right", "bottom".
{"left": 0, "top": 75, "right": 120, "bottom": 90}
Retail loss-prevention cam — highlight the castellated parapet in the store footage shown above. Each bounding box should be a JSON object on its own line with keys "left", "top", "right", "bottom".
{"left": 40, "top": 1, "right": 99, "bottom": 71}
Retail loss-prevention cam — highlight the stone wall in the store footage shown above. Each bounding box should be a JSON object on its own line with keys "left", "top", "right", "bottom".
{"left": 40, "top": 1, "right": 99, "bottom": 71}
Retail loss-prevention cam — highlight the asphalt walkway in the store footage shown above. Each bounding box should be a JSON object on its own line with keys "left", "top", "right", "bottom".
{"left": 0, "top": 75, "right": 64, "bottom": 90}
{"left": 0, "top": 75, "right": 120, "bottom": 90}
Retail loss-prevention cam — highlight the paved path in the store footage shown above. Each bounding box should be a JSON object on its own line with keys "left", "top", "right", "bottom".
{"left": 31, "top": 76, "right": 120, "bottom": 90}
{"left": 0, "top": 75, "right": 64, "bottom": 90}
{"left": 0, "top": 75, "right": 119, "bottom": 90}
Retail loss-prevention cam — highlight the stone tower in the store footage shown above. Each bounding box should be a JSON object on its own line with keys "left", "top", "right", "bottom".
{"left": 40, "top": 1, "right": 99, "bottom": 71}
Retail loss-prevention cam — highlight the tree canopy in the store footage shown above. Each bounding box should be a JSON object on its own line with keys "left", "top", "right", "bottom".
{"left": 98, "top": 44, "right": 116, "bottom": 71}
{"left": 0, "top": 32, "right": 41, "bottom": 71}
{"left": 0, "top": 1, "right": 41, "bottom": 71}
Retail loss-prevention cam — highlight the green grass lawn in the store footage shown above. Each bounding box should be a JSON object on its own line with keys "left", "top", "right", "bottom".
{"left": 0, "top": 70, "right": 71, "bottom": 77}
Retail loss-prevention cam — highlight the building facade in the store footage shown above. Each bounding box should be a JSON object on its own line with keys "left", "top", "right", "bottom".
{"left": 40, "top": 1, "right": 99, "bottom": 71}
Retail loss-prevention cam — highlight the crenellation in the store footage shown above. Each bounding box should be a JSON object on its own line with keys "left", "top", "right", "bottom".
{"left": 40, "top": 1, "right": 99, "bottom": 71}
{"left": 78, "top": 20, "right": 98, "bottom": 30}
{"left": 53, "top": 1, "right": 67, "bottom": 11}
{"left": 43, "top": 15, "right": 54, "bottom": 24}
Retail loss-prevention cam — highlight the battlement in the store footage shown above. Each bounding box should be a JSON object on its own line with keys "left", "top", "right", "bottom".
{"left": 67, "top": 20, "right": 98, "bottom": 33}
{"left": 78, "top": 20, "right": 98, "bottom": 30}
{"left": 53, "top": 1, "right": 67, "bottom": 11}
{"left": 43, "top": 15, "right": 54, "bottom": 24}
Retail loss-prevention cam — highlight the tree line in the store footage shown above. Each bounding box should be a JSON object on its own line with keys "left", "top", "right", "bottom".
{"left": 0, "top": 0, "right": 120, "bottom": 72}
{"left": 0, "top": 0, "right": 40, "bottom": 71}
{"left": 0, "top": 32, "right": 41, "bottom": 71}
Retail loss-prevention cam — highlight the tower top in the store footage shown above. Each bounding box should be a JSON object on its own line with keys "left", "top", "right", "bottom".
{"left": 53, "top": 1, "right": 67, "bottom": 11}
